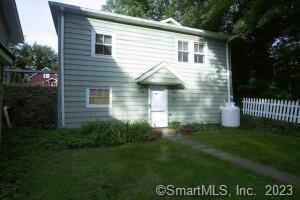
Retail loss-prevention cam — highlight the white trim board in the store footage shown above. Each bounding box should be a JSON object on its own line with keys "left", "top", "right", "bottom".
{"left": 135, "top": 62, "right": 185, "bottom": 86}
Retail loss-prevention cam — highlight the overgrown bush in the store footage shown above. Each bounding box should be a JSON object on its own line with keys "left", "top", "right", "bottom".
{"left": 168, "top": 121, "right": 183, "bottom": 133}
{"left": 37, "top": 120, "right": 156, "bottom": 149}
{"left": 3, "top": 86, "right": 57, "bottom": 129}
{"left": 184, "top": 123, "right": 221, "bottom": 132}
{"left": 180, "top": 116, "right": 300, "bottom": 136}
{"left": 79, "top": 120, "right": 155, "bottom": 146}
{"left": 241, "top": 116, "right": 300, "bottom": 136}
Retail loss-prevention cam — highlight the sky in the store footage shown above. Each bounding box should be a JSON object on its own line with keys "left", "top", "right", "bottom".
{"left": 15, "top": 0, "right": 107, "bottom": 52}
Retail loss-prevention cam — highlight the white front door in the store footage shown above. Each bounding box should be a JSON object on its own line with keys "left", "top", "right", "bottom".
{"left": 149, "top": 86, "right": 168, "bottom": 127}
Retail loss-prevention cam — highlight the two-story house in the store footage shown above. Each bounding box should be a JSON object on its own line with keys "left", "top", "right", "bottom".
{"left": 49, "top": 2, "right": 232, "bottom": 128}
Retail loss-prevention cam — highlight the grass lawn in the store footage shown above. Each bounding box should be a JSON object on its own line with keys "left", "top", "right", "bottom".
{"left": 1, "top": 130, "right": 299, "bottom": 199}
{"left": 188, "top": 129, "right": 300, "bottom": 177}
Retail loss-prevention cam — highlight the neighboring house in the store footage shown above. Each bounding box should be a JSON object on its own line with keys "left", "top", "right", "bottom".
{"left": 49, "top": 2, "right": 233, "bottom": 128}
{"left": 28, "top": 67, "right": 58, "bottom": 87}
{"left": 0, "top": 0, "right": 23, "bottom": 139}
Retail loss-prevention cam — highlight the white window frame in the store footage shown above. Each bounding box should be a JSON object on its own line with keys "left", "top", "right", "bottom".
{"left": 176, "top": 39, "right": 190, "bottom": 63}
{"left": 91, "top": 29, "right": 115, "bottom": 58}
{"left": 193, "top": 41, "right": 207, "bottom": 64}
{"left": 86, "top": 87, "right": 112, "bottom": 108}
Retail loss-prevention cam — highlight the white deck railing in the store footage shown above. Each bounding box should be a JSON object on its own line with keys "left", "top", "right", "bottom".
{"left": 242, "top": 98, "right": 300, "bottom": 123}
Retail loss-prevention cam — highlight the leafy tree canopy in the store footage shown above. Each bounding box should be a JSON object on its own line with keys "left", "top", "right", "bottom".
{"left": 14, "top": 42, "right": 57, "bottom": 70}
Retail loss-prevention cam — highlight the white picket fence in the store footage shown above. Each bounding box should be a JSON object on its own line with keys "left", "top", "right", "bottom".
{"left": 242, "top": 98, "right": 300, "bottom": 123}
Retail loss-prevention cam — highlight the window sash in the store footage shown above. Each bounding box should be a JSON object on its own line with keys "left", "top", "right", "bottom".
{"left": 178, "top": 52, "right": 188, "bottom": 62}
{"left": 95, "top": 44, "right": 112, "bottom": 55}
{"left": 194, "top": 54, "right": 204, "bottom": 63}
{"left": 194, "top": 42, "right": 205, "bottom": 63}
{"left": 178, "top": 41, "right": 188, "bottom": 52}
{"left": 194, "top": 42, "right": 204, "bottom": 53}
{"left": 88, "top": 88, "right": 110, "bottom": 106}
{"left": 94, "top": 33, "right": 112, "bottom": 56}
{"left": 178, "top": 40, "right": 189, "bottom": 62}
{"left": 96, "top": 34, "right": 112, "bottom": 45}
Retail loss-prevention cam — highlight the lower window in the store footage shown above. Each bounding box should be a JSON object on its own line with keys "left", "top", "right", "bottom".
{"left": 86, "top": 88, "right": 111, "bottom": 108}
{"left": 194, "top": 54, "right": 204, "bottom": 63}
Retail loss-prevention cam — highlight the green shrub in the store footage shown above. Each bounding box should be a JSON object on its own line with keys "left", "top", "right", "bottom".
{"left": 35, "top": 120, "right": 156, "bottom": 149}
{"left": 181, "top": 116, "right": 300, "bottom": 136}
{"left": 2, "top": 120, "right": 156, "bottom": 151}
{"left": 241, "top": 116, "right": 300, "bottom": 136}
{"left": 78, "top": 120, "right": 155, "bottom": 147}
{"left": 168, "top": 121, "right": 183, "bottom": 133}
{"left": 3, "top": 86, "right": 57, "bottom": 129}
{"left": 184, "top": 123, "right": 221, "bottom": 132}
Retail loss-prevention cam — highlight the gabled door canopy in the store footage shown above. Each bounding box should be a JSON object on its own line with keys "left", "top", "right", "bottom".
{"left": 135, "top": 62, "right": 185, "bottom": 88}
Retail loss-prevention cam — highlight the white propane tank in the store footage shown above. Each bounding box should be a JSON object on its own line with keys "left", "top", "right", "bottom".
{"left": 220, "top": 102, "right": 240, "bottom": 127}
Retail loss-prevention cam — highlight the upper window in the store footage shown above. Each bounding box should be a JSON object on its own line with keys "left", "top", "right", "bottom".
{"left": 43, "top": 73, "right": 50, "bottom": 79}
{"left": 94, "top": 33, "right": 112, "bottom": 56}
{"left": 86, "top": 88, "right": 112, "bottom": 108}
{"left": 194, "top": 42, "right": 205, "bottom": 64}
{"left": 178, "top": 40, "right": 189, "bottom": 62}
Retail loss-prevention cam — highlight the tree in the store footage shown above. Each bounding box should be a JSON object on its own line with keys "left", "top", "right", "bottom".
{"left": 14, "top": 42, "right": 57, "bottom": 70}
{"left": 102, "top": 0, "right": 180, "bottom": 21}
{"left": 102, "top": 0, "right": 300, "bottom": 99}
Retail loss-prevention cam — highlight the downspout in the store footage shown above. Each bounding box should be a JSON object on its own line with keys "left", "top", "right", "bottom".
{"left": 226, "top": 42, "right": 231, "bottom": 102}
{"left": 60, "top": 8, "right": 65, "bottom": 127}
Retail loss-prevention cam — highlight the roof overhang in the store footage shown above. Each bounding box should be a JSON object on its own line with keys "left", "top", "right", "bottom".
{"left": 0, "top": 0, "right": 24, "bottom": 43}
{"left": 136, "top": 62, "right": 185, "bottom": 88}
{"left": 49, "top": 1, "right": 228, "bottom": 40}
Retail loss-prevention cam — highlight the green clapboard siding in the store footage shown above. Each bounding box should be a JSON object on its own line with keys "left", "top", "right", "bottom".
{"left": 0, "top": 11, "right": 8, "bottom": 47}
{"left": 61, "top": 13, "right": 230, "bottom": 128}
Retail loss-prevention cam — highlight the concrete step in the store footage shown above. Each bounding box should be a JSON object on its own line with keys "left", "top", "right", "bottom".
{"left": 160, "top": 128, "right": 177, "bottom": 137}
